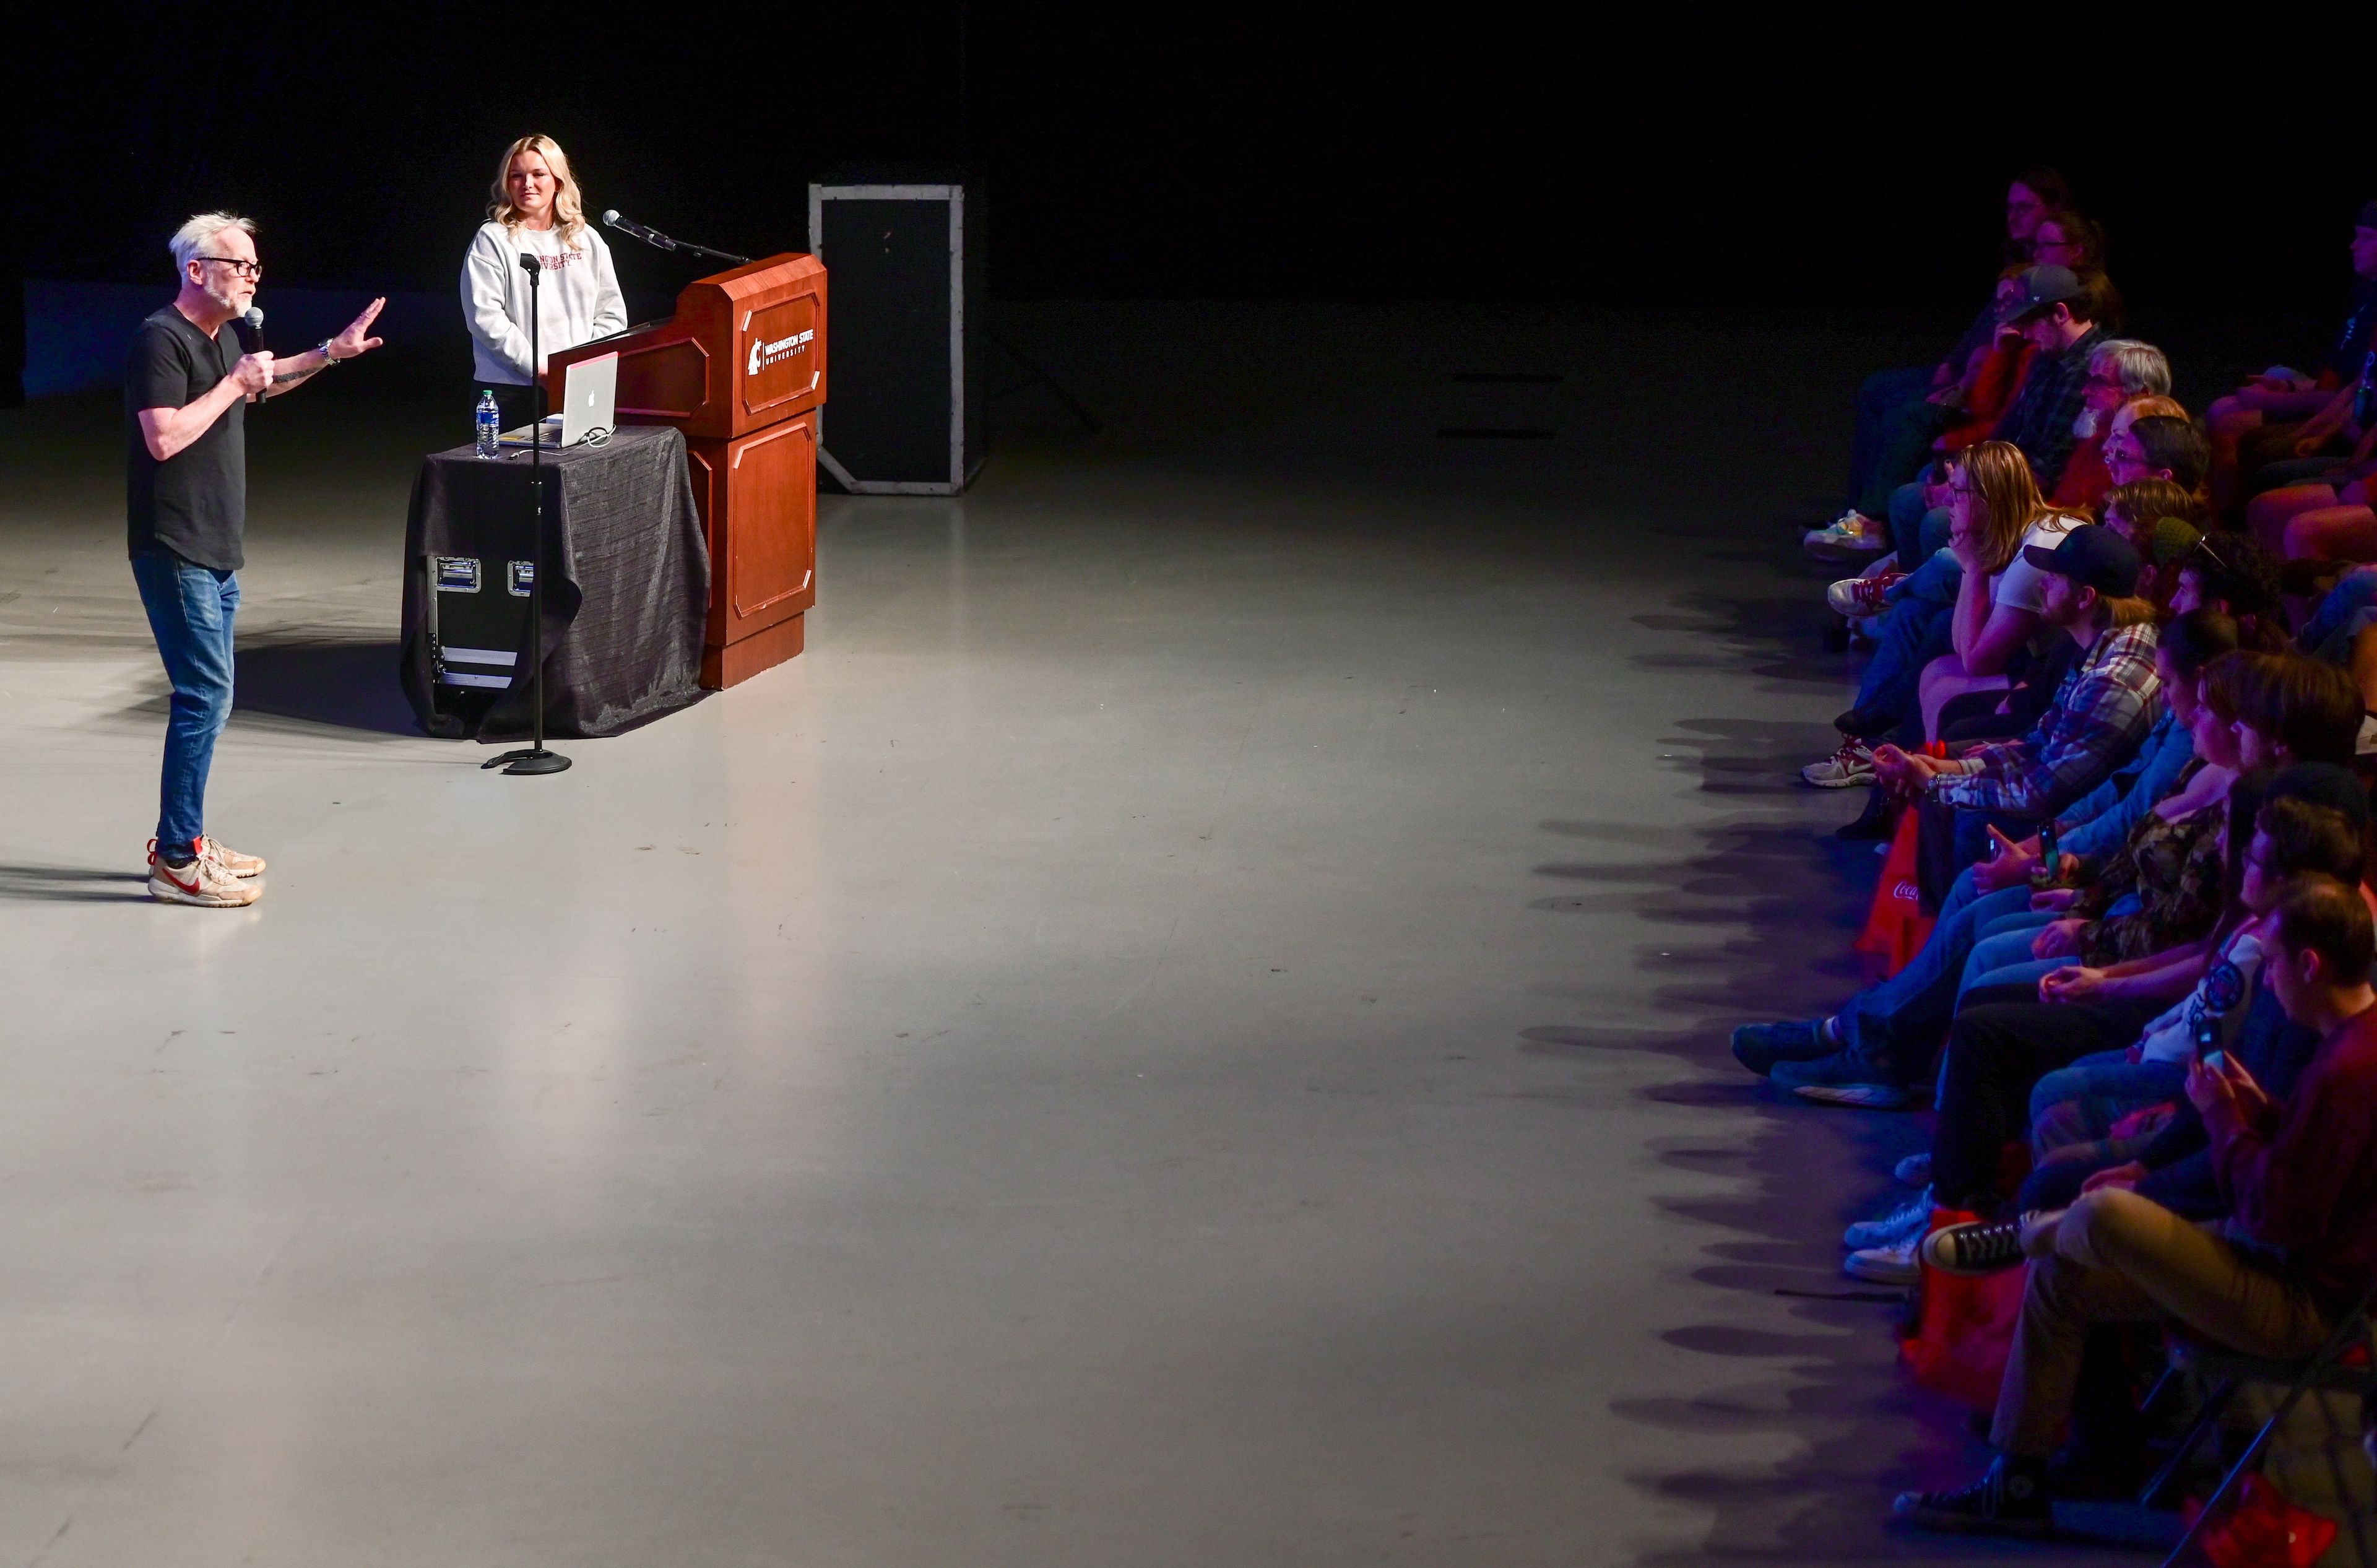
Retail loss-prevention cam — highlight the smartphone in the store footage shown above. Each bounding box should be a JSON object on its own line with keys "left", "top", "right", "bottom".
{"left": 2201, "top": 1050, "right": 2228, "bottom": 1073}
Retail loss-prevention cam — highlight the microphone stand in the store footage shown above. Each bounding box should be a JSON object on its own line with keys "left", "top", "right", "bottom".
{"left": 487, "top": 249, "right": 571, "bottom": 776}
{"left": 602, "top": 214, "right": 750, "bottom": 267}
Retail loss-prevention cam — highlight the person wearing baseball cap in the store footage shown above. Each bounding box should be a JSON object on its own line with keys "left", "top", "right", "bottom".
{"left": 1989, "top": 264, "right": 2112, "bottom": 496}
{"left": 1871, "top": 524, "right": 2160, "bottom": 829}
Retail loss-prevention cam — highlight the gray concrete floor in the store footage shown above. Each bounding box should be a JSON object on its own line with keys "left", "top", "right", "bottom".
{"left": 0, "top": 305, "right": 2118, "bottom": 1565}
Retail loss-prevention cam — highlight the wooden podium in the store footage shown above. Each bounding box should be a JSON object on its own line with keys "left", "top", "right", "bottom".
{"left": 548, "top": 253, "right": 827, "bottom": 688}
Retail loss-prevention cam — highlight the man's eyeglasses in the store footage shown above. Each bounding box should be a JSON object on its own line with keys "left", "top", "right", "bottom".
{"left": 197, "top": 256, "right": 262, "bottom": 280}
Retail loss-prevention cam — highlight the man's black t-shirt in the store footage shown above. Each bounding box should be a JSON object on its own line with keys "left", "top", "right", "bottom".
{"left": 126, "top": 306, "right": 245, "bottom": 570}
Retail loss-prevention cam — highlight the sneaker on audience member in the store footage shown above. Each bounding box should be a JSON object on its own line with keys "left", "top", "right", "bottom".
{"left": 1804, "top": 510, "right": 1887, "bottom": 560}
{"left": 1799, "top": 740, "right": 1876, "bottom": 789}
{"left": 1894, "top": 1457, "right": 2054, "bottom": 1537}
{"left": 1825, "top": 571, "right": 1907, "bottom": 618}
{"left": 1843, "top": 1236, "right": 1921, "bottom": 1286}
{"left": 1730, "top": 1016, "right": 1838, "bottom": 1075}
{"left": 1771, "top": 1046, "right": 1925, "bottom": 1107}
{"left": 1894, "top": 1151, "right": 1931, "bottom": 1187}
{"left": 1922, "top": 1211, "right": 2064, "bottom": 1275}
{"left": 147, "top": 853, "right": 261, "bottom": 908}
{"left": 1843, "top": 1187, "right": 1934, "bottom": 1250}
{"left": 149, "top": 836, "right": 266, "bottom": 880}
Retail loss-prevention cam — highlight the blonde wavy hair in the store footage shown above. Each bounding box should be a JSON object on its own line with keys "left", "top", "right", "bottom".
{"left": 487, "top": 134, "right": 587, "bottom": 248}
{"left": 1956, "top": 441, "right": 2056, "bottom": 575}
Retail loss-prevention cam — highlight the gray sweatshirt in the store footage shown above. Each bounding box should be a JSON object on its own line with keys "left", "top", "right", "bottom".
{"left": 461, "top": 221, "right": 628, "bottom": 386}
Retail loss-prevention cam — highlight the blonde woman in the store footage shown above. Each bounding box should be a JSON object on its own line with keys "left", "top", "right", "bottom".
{"left": 1916, "top": 441, "right": 2087, "bottom": 739}
{"left": 461, "top": 134, "right": 626, "bottom": 428}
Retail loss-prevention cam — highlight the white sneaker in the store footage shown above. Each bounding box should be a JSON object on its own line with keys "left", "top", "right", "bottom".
{"left": 1844, "top": 1236, "right": 1922, "bottom": 1286}
{"left": 148, "top": 836, "right": 266, "bottom": 879}
{"left": 1825, "top": 569, "right": 1908, "bottom": 618}
{"left": 1804, "top": 510, "right": 1887, "bottom": 560}
{"left": 1799, "top": 739, "right": 1876, "bottom": 788}
{"left": 147, "top": 854, "right": 261, "bottom": 908}
{"left": 1844, "top": 1187, "right": 1935, "bottom": 1249}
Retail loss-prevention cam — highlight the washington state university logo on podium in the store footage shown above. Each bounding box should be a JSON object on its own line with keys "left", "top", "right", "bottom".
{"left": 747, "top": 327, "right": 815, "bottom": 377}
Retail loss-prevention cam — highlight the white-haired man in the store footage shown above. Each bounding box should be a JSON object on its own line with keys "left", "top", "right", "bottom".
{"left": 130, "top": 212, "right": 384, "bottom": 907}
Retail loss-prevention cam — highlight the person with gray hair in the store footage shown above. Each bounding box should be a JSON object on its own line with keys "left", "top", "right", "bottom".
{"left": 128, "top": 210, "right": 386, "bottom": 907}
{"left": 2050, "top": 337, "right": 2176, "bottom": 509}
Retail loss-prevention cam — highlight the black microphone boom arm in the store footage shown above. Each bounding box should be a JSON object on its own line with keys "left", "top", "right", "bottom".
{"left": 600, "top": 209, "right": 751, "bottom": 267}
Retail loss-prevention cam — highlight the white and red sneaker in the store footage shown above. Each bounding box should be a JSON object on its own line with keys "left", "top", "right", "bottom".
{"left": 1825, "top": 570, "right": 1908, "bottom": 618}
{"left": 148, "top": 836, "right": 267, "bottom": 879}
{"left": 147, "top": 853, "right": 261, "bottom": 908}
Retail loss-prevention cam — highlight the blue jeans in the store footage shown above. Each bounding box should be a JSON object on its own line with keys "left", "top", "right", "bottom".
{"left": 1960, "top": 914, "right": 2063, "bottom": 998}
{"left": 1888, "top": 485, "right": 1959, "bottom": 586}
{"left": 132, "top": 550, "right": 238, "bottom": 859}
{"left": 1838, "top": 871, "right": 2034, "bottom": 1066}
{"left": 2302, "top": 572, "right": 2377, "bottom": 664}
{"left": 1850, "top": 366, "right": 1938, "bottom": 513}
{"left": 2028, "top": 1049, "right": 2184, "bottom": 1135}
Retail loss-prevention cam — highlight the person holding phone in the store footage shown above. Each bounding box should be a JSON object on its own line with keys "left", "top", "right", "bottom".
{"left": 1897, "top": 875, "right": 2377, "bottom": 1536}
{"left": 461, "top": 134, "right": 627, "bottom": 431}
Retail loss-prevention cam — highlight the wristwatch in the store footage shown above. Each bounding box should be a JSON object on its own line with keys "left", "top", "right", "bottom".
{"left": 317, "top": 338, "right": 339, "bottom": 365}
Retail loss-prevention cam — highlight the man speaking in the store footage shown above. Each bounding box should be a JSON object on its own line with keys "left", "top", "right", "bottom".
{"left": 129, "top": 212, "right": 384, "bottom": 908}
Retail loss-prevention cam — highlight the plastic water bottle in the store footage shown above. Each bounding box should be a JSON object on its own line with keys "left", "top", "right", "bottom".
{"left": 475, "top": 390, "right": 500, "bottom": 459}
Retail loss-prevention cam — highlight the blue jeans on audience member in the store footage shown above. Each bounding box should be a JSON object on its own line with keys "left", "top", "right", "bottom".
{"left": 1853, "top": 596, "right": 1953, "bottom": 724}
{"left": 1959, "top": 914, "right": 2063, "bottom": 997}
{"left": 131, "top": 550, "right": 239, "bottom": 860}
{"left": 1850, "top": 367, "right": 1937, "bottom": 511}
{"left": 2301, "top": 571, "right": 2377, "bottom": 664}
{"left": 2027, "top": 1050, "right": 2184, "bottom": 1137}
{"left": 1887, "top": 483, "right": 1958, "bottom": 581}
{"left": 1837, "top": 870, "right": 2033, "bottom": 1066}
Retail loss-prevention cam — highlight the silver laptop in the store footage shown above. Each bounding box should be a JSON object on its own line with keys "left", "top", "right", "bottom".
{"left": 500, "top": 352, "right": 617, "bottom": 448}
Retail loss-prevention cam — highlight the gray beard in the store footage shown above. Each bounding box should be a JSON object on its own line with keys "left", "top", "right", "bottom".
{"left": 202, "top": 279, "right": 245, "bottom": 316}
{"left": 2072, "top": 407, "right": 2102, "bottom": 440}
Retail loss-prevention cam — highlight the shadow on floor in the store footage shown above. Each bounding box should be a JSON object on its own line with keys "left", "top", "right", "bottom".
{"left": 1527, "top": 550, "right": 2152, "bottom": 1565}
{"left": 233, "top": 639, "right": 422, "bottom": 739}
{"left": 0, "top": 863, "right": 150, "bottom": 903}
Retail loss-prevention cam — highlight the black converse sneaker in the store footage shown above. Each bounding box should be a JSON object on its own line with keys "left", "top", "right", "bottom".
{"left": 1894, "top": 1457, "right": 2054, "bottom": 1536}
{"left": 1920, "top": 1215, "right": 2033, "bottom": 1276}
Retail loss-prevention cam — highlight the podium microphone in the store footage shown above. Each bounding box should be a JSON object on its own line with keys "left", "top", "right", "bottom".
{"left": 602, "top": 210, "right": 751, "bottom": 267}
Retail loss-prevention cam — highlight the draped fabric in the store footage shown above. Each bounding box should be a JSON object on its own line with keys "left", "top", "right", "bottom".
{"left": 400, "top": 426, "right": 709, "bottom": 740}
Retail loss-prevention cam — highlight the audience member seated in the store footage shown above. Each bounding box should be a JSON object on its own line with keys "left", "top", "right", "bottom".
{"left": 1893, "top": 876, "right": 2377, "bottom": 1536}
{"left": 1739, "top": 613, "right": 2239, "bottom": 1113}
{"left": 1914, "top": 444, "right": 2090, "bottom": 740}
{"left": 2170, "top": 533, "right": 2290, "bottom": 653}
{"left": 2049, "top": 339, "right": 2171, "bottom": 512}
{"left": 2245, "top": 423, "right": 2377, "bottom": 562}
{"left": 2025, "top": 790, "right": 2366, "bottom": 1188}
{"left": 1827, "top": 170, "right": 2072, "bottom": 557}
{"left": 2096, "top": 478, "right": 2201, "bottom": 609}
{"left": 1989, "top": 267, "right": 2115, "bottom": 498}
{"left": 2210, "top": 202, "right": 2377, "bottom": 518}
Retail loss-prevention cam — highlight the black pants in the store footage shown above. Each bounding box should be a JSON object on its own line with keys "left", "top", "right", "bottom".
{"left": 1933, "top": 997, "right": 2165, "bottom": 1211}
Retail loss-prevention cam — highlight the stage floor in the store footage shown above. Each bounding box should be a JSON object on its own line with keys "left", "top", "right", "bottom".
{"left": 0, "top": 305, "right": 2133, "bottom": 1565}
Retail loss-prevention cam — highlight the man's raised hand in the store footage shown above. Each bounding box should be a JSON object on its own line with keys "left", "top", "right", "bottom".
{"left": 331, "top": 297, "right": 387, "bottom": 360}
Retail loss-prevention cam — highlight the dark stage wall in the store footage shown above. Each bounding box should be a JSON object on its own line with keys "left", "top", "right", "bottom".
{"left": 19, "top": 9, "right": 2377, "bottom": 325}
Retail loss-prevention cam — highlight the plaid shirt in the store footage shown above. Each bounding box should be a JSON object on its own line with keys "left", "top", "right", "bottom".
{"left": 1928, "top": 620, "right": 2162, "bottom": 820}
{"left": 1991, "top": 325, "right": 2104, "bottom": 493}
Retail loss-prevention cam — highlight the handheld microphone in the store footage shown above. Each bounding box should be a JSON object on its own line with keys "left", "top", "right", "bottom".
{"left": 238, "top": 307, "right": 266, "bottom": 407}
{"left": 518, "top": 251, "right": 543, "bottom": 276}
